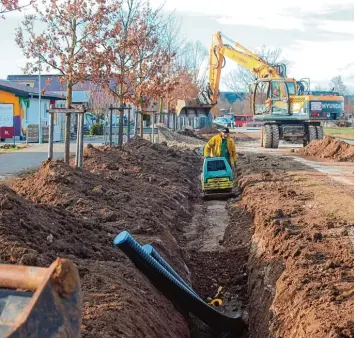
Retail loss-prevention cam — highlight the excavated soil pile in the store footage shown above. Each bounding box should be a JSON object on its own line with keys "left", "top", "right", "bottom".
{"left": 237, "top": 152, "right": 354, "bottom": 338}
{"left": 297, "top": 136, "right": 354, "bottom": 162}
{"left": 5, "top": 137, "right": 204, "bottom": 338}
{"left": 196, "top": 126, "right": 219, "bottom": 135}
{"left": 156, "top": 124, "right": 205, "bottom": 146}
{"left": 178, "top": 129, "right": 206, "bottom": 140}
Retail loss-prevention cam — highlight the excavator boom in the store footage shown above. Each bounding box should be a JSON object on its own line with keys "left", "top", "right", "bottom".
{"left": 176, "top": 31, "right": 290, "bottom": 118}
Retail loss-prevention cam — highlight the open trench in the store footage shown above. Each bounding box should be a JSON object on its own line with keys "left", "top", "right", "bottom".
{"left": 171, "top": 147, "right": 353, "bottom": 338}
{"left": 178, "top": 196, "right": 252, "bottom": 337}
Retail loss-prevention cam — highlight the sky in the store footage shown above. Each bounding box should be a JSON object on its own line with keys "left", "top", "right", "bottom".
{"left": 0, "top": 0, "right": 354, "bottom": 92}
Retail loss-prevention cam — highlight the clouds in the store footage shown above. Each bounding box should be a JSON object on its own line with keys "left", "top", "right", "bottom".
{"left": 153, "top": 0, "right": 353, "bottom": 32}
{"left": 153, "top": 0, "right": 353, "bottom": 91}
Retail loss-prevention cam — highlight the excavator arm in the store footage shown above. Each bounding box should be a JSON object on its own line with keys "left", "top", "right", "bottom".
{"left": 176, "top": 31, "right": 290, "bottom": 118}
{"left": 206, "top": 32, "right": 284, "bottom": 106}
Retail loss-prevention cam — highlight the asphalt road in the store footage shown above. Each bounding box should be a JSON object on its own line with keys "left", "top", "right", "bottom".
{"left": 0, "top": 138, "right": 104, "bottom": 180}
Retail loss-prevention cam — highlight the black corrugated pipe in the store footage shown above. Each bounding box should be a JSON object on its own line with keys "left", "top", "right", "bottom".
{"left": 114, "top": 231, "right": 247, "bottom": 335}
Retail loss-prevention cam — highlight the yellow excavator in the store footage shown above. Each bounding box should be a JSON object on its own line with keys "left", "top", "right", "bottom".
{"left": 176, "top": 31, "right": 344, "bottom": 148}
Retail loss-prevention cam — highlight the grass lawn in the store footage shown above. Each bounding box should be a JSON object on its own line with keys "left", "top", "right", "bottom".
{"left": 324, "top": 127, "right": 354, "bottom": 140}
{"left": 0, "top": 144, "right": 31, "bottom": 153}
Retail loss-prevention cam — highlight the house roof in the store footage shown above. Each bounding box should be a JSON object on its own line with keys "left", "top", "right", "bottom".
{"left": 51, "top": 91, "right": 90, "bottom": 103}
{"left": 7, "top": 74, "right": 130, "bottom": 95}
{"left": 0, "top": 79, "right": 63, "bottom": 100}
{"left": 7, "top": 74, "right": 93, "bottom": 92}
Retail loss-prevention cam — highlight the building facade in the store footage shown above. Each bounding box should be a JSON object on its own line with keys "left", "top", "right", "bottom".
{"left": 0, "top": 79, "right": 63, "bottom": 141}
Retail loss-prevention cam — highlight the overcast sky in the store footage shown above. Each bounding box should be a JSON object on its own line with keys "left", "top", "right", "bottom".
{"left": 0, "top": 0, "right": 353, "bottom": 92}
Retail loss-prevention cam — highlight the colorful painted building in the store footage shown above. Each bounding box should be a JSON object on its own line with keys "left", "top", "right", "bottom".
{"left": 0, "top": 79, "right": 63, "bottom": 140}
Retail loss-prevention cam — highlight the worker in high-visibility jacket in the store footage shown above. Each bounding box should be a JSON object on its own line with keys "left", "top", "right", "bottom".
{"left": 203, "top": 127, "right": 238, "bottom": 168}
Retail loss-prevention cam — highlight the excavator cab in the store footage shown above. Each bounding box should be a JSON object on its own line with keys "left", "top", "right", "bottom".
{"left": 252, "top": 79, "right": 290, "bottom": 117}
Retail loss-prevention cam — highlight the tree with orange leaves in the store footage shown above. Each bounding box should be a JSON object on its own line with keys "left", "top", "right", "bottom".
{"left": 15, "top": 0, "right": 120, "bottom": 163}
{"left": 96, "top": 0, "right": 174, "bottom": 141}
{"left": 0, "top": 0, "right": 32, "bottom": 17}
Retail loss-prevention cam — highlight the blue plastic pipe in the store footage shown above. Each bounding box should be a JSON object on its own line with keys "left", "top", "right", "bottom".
{"left": 114, "top": 231, "right": 246, "bottom": 334}
{"left": 142, "top": 244, "right": 199, "bottom": 297}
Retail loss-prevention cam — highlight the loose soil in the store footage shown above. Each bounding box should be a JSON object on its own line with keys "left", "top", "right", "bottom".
{"left": 196, "top": 126, "right": 219, "bottom": 135}
{"left": 297, "top": 136, "right": 354, "bottom": 162}
{"left": 0, "top": 132, "right": 353, "bottom": 338}
{"left": 181, "top": 199, "right": 251, "bottom": 337}
{"left": 237, "top": 151, "right": 354, "bottom": 338}
{"left": 3, "top": 137, "right": 203, "bottom": 338}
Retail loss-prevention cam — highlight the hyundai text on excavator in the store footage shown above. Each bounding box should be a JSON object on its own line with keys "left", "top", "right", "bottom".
{"left": 176, "top": 31, "right": 344, "bottom": 148}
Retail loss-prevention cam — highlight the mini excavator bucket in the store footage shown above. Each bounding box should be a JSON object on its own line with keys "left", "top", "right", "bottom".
{"left": 175, "top": 98, "right": 214, "bottom": 118}
{"left": 0, "top": 258, "right": 82, "bottom": 338}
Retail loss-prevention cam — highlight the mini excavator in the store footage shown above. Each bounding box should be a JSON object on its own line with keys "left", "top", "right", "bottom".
{"left": 176, "top": 31, "right": 344, "bottom": 148}
{"left": 0, "top": 258, "right": 82, "bottom": 338}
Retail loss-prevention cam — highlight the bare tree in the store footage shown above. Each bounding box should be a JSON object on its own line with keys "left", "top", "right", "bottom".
{"left": 179, "top": 40, "right": 208, "bottom": 88}
{"left": 329, "top": 76, "right": 348, "bottom": 95}
{"left": 88, "top": 84, "right": 118, "bottom": 121}
{"left": 224, "top": 46, "right": 286, "bottom": 114}
{"left": 224, "top": 45, "right": 285, "bottom": 93}
{"left": 97, "top": 0, "right": 174, "bottom": 141}
{"left": 0, "top": 0, "right": 32, "bottom": 17}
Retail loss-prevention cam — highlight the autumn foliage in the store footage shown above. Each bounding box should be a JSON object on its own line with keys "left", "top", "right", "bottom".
{"left": 15, "top": 0, "right": 202, "bottom": 116}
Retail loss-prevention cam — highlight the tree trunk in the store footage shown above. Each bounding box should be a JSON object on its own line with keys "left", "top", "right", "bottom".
{"left": 64, "top": 81, "right": 73, "bottom": 164}
{"left": 118, "top": 103, "right": 124, "bottom": 146}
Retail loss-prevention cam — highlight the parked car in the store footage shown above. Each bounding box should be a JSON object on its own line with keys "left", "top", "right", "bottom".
{"left": 213, "top": 117, "right": 233, "bottom": 128}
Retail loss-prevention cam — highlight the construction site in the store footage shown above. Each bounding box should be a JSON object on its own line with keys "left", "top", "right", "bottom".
{"left": 0, "top": 124, "right": 353, "bottom": 337}
{"left": 0, "top": 0, "right": 354, "bottom": 336}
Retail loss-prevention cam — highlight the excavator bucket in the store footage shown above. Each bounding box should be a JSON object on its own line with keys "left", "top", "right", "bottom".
{"left": 175, "top": 98, "right": 214, "bottom": 118}
{"left": 0, "top": 258, "right": 82, "bottom": 338}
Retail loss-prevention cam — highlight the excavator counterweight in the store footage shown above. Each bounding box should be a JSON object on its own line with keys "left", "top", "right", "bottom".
{"left": 0, "top": 258, "right": 82, "bottom": 338}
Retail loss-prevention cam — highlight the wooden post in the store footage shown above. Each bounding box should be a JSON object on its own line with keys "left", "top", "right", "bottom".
{"left": 47, "top": 106, "right": 85, "bottom": 164}
{"left": 64, "top": 103, "right": 71, "bottom": 164}
{"left": 140, "top": 111, "right": 144, "bottom": 138}
{"left": 151, "top": 112, "right": 155, "bottom": 144}
{"left": 48, "top": 111, "right": 54, "bottom": 160}
{"left": 118, "top": 104, "right": 124, "bottom": 146}
{"left": 127, "top": 105, "right": 131, "bottom": 143}
{"left": 109, "top": 105, "right": 113, "bottom": 147}
{"left": 75, "top": 113, "right": 81, "bottom": 167}
{"left": 79, "top": 112, "right": 84, "bottom": 168}
{"left": 134, "top": 110, "right": 139, "bottom": 137}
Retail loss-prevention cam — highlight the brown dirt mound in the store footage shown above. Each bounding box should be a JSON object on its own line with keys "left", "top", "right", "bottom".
{"left": 237, "top": 152, "right": 354, "bottom": 338}
{"left": 297, "top": 136, "right": 354, "bottom": 162}
{"left": 196, "top": 126, "right": 219, "bottom": 135}
{"left": 4, "top": 137, "right": 203, "bottom": 338}
{"left": 177, "top": 129, "right": 205, "bottom": 140}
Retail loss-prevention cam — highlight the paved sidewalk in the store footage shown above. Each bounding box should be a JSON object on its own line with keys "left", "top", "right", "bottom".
{"left": 0, "top": 139, "right": 103, "bottom": 179}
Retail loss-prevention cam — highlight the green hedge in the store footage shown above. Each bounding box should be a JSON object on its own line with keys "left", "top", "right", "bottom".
{"left": 90, "top": 122, "right": 103, "bottom": 135}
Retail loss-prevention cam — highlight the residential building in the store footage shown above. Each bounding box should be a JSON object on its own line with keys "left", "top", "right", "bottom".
{"left": 0, "top": 79, "right": 64, "bottom": 141}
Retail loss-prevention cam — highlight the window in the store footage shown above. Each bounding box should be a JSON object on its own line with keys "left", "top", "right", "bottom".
{"left": 207, "top": 160, "right": 226, "bottom": 172}
{"left": 286, "top": 82, "right": 296, "bottom": 95}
